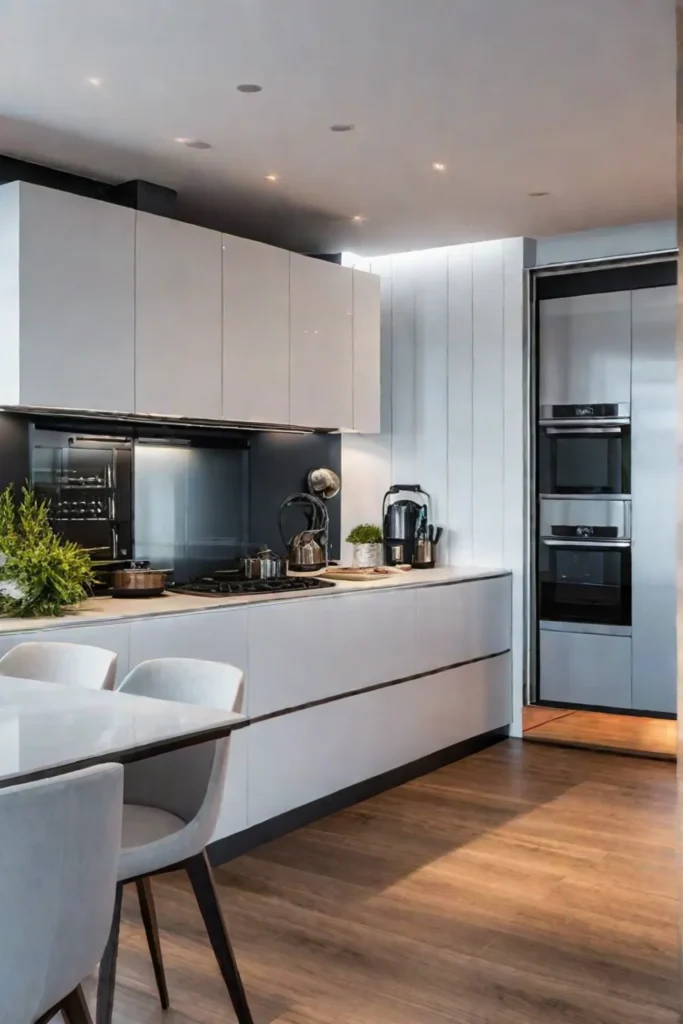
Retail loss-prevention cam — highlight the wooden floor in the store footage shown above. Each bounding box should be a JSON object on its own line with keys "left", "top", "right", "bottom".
{"left": 523, "top": 705, "right": 677, "bottom": 760}
{"left": 85, "top": 740, "right": 678, "bottom": 1024}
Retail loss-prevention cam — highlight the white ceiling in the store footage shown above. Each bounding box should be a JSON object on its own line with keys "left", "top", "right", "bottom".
{"left": 0, "top": 0, "right": 676, "bottom": 254}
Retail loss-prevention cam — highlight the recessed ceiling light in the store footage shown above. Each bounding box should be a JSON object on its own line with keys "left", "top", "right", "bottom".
{"left": 174, "top": 138, "right": 212, "bottom": 149}
{"left": 351, "top": 215, "right": 366, "bottom": 223}
{"left": 432, "top": 162, "right": 447, "bottom": 172}
{"left": 528, "top": 190, "right": 550, "bottom": 197}
{"left": 265, "top": 173, "right": 279, "bottom": 182}
{"left": 85, "top": 76, "right": 102, "bottom": 87}
{"left": 330, "top": 124, "right": 355, "bottom": 132}
{"left": 237, "top": 83, "right": 263, "bottom": 93}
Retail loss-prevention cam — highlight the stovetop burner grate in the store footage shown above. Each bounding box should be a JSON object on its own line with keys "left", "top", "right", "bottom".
{"left": 173, "top": 575, "right": 336, "bottom": 596}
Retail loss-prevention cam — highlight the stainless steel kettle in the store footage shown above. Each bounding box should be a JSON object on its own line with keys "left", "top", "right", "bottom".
{"left": 279, "top": 493, "right": 329, "bottom": 572}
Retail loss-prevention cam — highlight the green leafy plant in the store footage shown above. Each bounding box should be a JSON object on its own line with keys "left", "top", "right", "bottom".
{"left": 346, "top": 523, "right": 383, "bottom": 545}
{"left": 0, "top": 485, "right": 95, "bottom": 617}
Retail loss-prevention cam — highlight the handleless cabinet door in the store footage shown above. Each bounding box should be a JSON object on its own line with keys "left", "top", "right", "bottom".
{"left": 18, "top": 183, "right": 135, "bottom": 413}
{"left": 222, "top": 234, "right": 290, "bottom": 424}
{"left": 290, "top": 254, "right": 353, "bottom": 428}
{"left": 414, "top": 577, "right": 511, "bottom": 674}
{"left": 631, "top": 286, "right": 677, "bottom": 713}
{"left": 538, "top": 291, "right": 632, "bottom": 407}
{"left": 135, "top": 212, "right": 222, "bottom": 419}
{"left": 539, "top": 628, "right": 631, "bottom": 708}
{"left": 352, "top": 268, "right": 381, "bottom": 433}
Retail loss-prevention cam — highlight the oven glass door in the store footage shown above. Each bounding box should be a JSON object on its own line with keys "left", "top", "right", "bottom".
{"left": 539, "top": 539, "right": 631, "bottom": 626}
{"left": 538, "top": 426, "right": 630, "bottom": 496}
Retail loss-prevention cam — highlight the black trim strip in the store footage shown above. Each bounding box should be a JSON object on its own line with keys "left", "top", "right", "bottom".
{"left": 535, "top": 259, "right": 676, "bottom": 300}
{"left": 208, "top": 726, "right": 509, "bottom": 866}
{"left": 248, "top": 649, "right": 511, "bottom": 724}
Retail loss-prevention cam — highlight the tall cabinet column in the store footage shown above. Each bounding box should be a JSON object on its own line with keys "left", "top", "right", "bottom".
{"left": 631, "top": 285, "right": 677, "bottom": 713}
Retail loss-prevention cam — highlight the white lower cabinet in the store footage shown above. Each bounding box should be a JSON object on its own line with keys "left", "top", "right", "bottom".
{"left": 539, "top": 629, "right": 631, "bottom": 708}
{"left": 414, "top": 577, "right": 511, "bottom": 674}
{"left": 128, "top": 609, "right": 248, "bottom": 707}
{"left": 211, "top": 730, "right": 248, "bottom": 840}
{"left": 0, "top": 622, "right": 131, "bottom": 685}
{"left": 246, "top": 653, "right": 510, "bottom": 827}
{"left": 246, "top": 589, "right": 417, "bottom": 718}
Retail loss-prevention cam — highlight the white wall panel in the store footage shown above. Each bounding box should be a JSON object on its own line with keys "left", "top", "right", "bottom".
{"left": 472, "top": 241, "right": 505, "bottom": 566}
{"left": 390, "top": 253, "right": 417, "bottom": 484}
{"left": 447, "top": 244, "right": 474, "bottom": 563}
{"left": 342, "top": 236, "right": 532, "bottom": 735}
{"left": 413, "top": 250, "right": 449, "bottom": 524}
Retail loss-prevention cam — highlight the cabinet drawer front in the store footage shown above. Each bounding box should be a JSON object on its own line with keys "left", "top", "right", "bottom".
{"left": 539, "top": 629, "right": 631, "bottom": 708}
{"left": 0, "top": 622, "right": 131, "bottom": 686}
{"left": 247, "top": 589, "right": 417, "bottom": 718}
{"left": 128, "top": 609, "right": 248, "bottom": 706}
{"left": 414, "top": 577, "right": 511, "bottom": 674}
{"left": 247, "top": 653, "right": 510, "bottom": 826}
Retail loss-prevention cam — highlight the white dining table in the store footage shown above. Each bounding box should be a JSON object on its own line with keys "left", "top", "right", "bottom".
{"left": 0, "top": 675, "right": 247, "bottom": 789}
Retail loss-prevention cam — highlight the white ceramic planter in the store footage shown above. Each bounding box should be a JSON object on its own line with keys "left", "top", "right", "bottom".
{"left": 352, "top": 542, "right": 382, "bottom": 569}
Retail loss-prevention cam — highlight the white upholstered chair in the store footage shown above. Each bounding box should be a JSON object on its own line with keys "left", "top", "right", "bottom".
{"left": 97, "top": 658, "right": 251, "bottom": 1024}
{"left": 0, "top": 641, "right": 118, "bottom": 691}
{"left": 0, "top": 763, "right": 123, "bottom": 1024}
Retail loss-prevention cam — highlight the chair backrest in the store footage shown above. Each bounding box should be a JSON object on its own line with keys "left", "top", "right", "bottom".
{"left": 116, "top": 658, "right": 244, "bottom": 843}
{"left": 0, "top": 641, "right": 118, "bottom": 690}
{"left": 0, "top": 763, "right": 123, "bottom": 1024}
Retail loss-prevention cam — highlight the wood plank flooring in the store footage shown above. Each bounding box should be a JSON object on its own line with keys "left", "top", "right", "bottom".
{"left": 523, "top": 706, "right": 677, "bottom": 760}
{"left": 84, "top": 740, "right": 678, "bottom": 1024}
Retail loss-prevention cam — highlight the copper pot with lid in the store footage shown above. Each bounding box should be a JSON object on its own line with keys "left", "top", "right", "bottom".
{"left": 110, "top": 560, "right": 171, "bottom": 598}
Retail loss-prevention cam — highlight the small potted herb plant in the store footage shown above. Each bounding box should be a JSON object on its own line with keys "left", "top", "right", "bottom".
{"left": 346, "top": 524, "right": 383, "bottom": 569}
{"left": 0, "top": 485, "right": 95, "bottom": 617}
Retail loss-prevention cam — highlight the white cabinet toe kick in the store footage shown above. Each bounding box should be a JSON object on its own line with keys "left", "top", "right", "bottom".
{"left": 0, "top": 572, "right": 512, "bottom": 860}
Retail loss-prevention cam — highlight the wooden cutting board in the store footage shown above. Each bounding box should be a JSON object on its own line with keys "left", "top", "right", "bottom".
{"left": 322, "top": 566, "right": 410, "bottom": 582}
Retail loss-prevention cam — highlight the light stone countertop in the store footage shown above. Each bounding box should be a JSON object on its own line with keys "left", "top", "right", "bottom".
{"left": 0, "top": 566, "right": 510, "bottom": 635}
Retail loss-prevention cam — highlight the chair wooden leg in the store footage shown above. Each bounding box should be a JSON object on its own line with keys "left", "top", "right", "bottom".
{"left": 136, "top": 876, "right": 170, "bottom": 1010}
{"left": 185, "top": 852, "right": 255, "bottom": 1024}
{"left": 96, "top": 881, "right": 123, "bottom": 1024}
{"left": 60, "top": 986, "right": 93, "bottom": 1024}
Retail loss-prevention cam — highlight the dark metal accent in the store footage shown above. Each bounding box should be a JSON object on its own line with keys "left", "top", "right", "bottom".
{"left": 96, "top": 881, "right": 123, "bottom": 1024}
{"left": 208, "top": 726, "right": 508, "bottom": 866}
{"left": 0, "top": 154, "right": 111, "bottom": 200}
{"left": 104, "top": 179, "right": 177, "bottom": 217}
{"left": 185, "top": 852, "right": 255, "bottom": 1024}
{"left": 0, "top": 413, "right": 29, "bottom": 494}
{"left": 36, "top": 986, "right": 93, "bottom": 1024}
{"left": 248, "top": 649, "right": 511, "bottom": 725}
{"left": 535, "top": 259, "right": 676, "bottom": 299}
{"left": 135, "top": 877, "right": 169, "bottom": 1010}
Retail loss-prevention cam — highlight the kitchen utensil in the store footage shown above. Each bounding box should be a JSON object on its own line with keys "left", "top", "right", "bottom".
{"left": 241, "top": 548, "right": 285, "bottom": 580}
{"left": 279, "top": 493, "right": 329, "bottom": 572}
{"left": 110, "top": 561, "right": 171, "bottom": 598}
{"left": 307, "top": 467, "right": 341, "bottom": 500}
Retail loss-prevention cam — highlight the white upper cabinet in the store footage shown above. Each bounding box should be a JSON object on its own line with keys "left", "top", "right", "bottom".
{"left": 135, "top": 212, "right": 222, "bottom": 419}
{"left": 289, "top": 254, "right": 353, "bottom": 429}
{"left": 0, "top": 182, "right": 135, "bottom": 413}
{"left": 222, "top": 234, "right": 290, "bottom": 424}
{"left": 352, "top": 268, "right": 381, "bottom": 433}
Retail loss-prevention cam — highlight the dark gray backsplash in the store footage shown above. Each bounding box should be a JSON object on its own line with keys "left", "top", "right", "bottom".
{"left": 249, "top": 431, "right": 341, "bottom": 560}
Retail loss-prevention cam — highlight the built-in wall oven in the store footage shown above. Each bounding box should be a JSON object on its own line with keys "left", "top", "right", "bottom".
{"left": 538, "top": 404, "right": 630, "bottom": 498}
{"left": 538, "top": 498, "right": 631, "bottom": 629}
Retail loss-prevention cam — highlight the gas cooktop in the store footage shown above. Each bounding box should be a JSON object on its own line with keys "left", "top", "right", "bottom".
{"left": 173, "top": 575, "right": 336, "bottom": 597}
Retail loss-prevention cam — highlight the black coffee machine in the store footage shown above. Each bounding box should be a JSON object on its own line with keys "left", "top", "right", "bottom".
{"left": 382, "top": 485, "right": 431, "bottom": 566}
